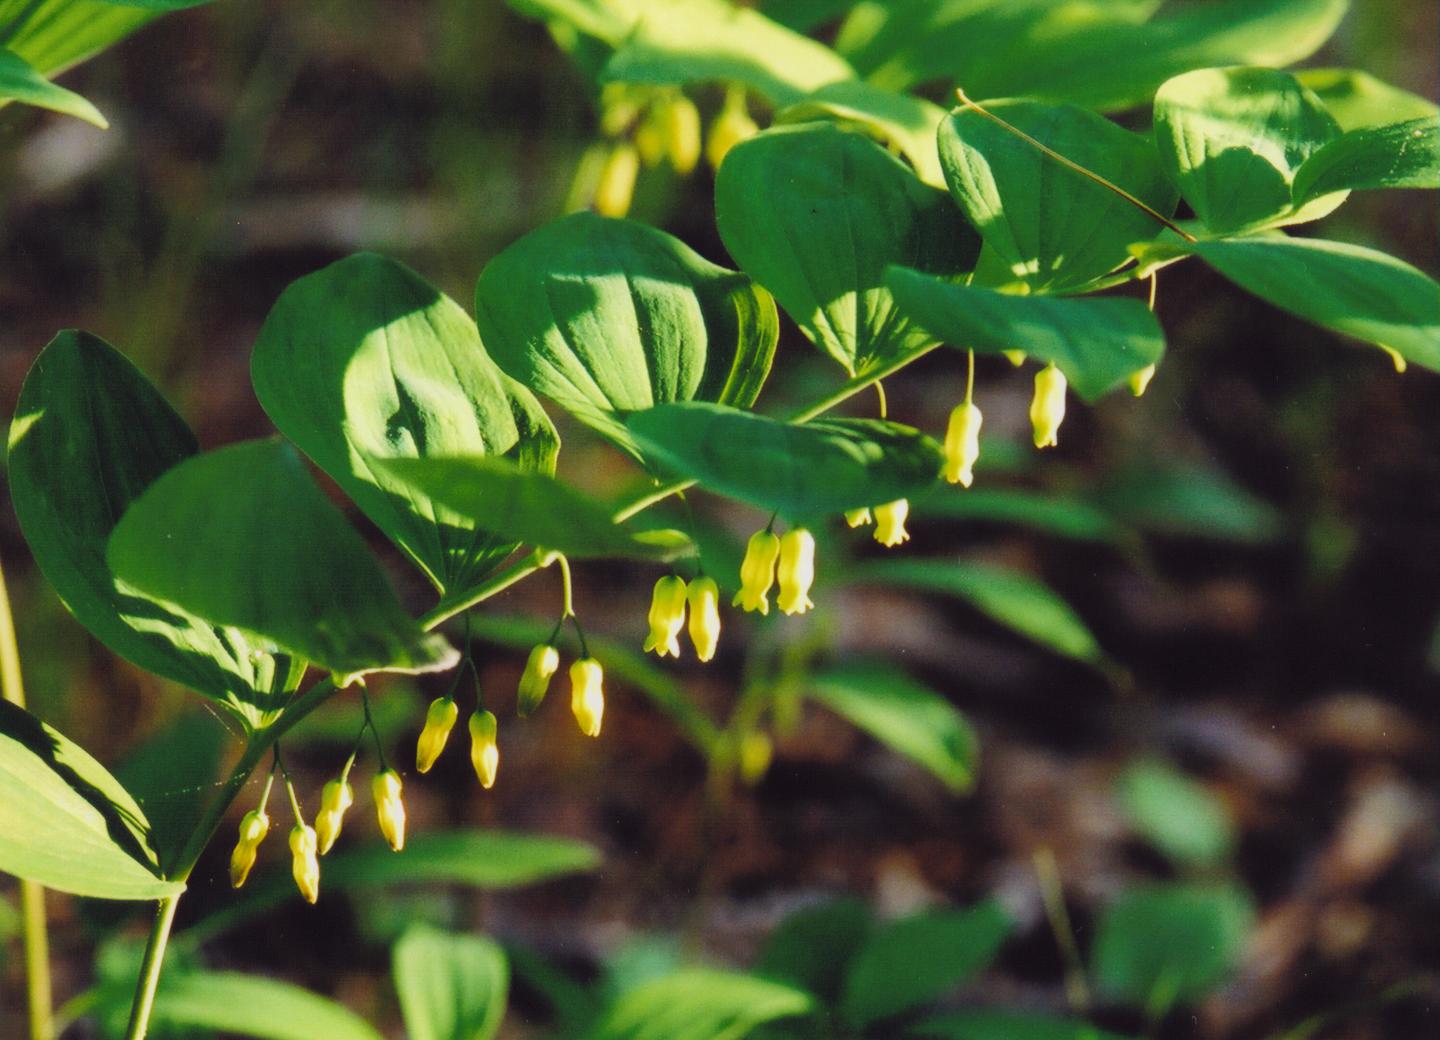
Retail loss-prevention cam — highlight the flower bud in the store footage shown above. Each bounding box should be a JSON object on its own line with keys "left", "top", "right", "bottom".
{"left": 593, "top": 142, "right": 639, "bottom": 218}
{"left": 873, "top": 499, "right": 911, "bottom": 548}
{"left": 469, "top": 710, "right": 500, "bottom": 789}
{"left": 314, "top": 779, "right": 354, "bottom": 855}
{"left": 229, "top": 809, "right": 270, "bottom": 889}
{"left": 687, "top": 576, "right": 722, "bottom": 663}
{"left": 1380, "top": 344, "right": 1407, "bottom": 373}
{"left": 289, "top": 824, "right": 320, "bottom": 905}
{"left": 517, "top": 643, "right": 561, "bottom": 716}
{"left": 1128, "top": 363, "right": 1156, "bottom": 397}
{"left": 706, "top": 89, "right": 758, "bottom": 171}
{"left": 738, "top": 731, "right": 773, "bottom": 786}
{"left": 570, "top": 657, "right": 605, "bottom": 738}
{"left": 663, "top": 94, "right": 702, "bottom": 175}
{"left": 844, "top": 507, "right": 873, "bottom": 528}
{"left": 642, "top": 575, "right": 688, "bottom": 658}
{"left": 776, "top": 529, "right": 816, "bottom": 616}
{"left": 372, "top": 770, "right": 406, "bottom": 852}
{"left": 1003, "top": 350, "right": 1027, "bottom": 368}
{"left": 633, "top": 110, "right": 667, "bottom": 168}
{"left": 415, "top": 697, "right": 459, "bottom": 774}
{"left": 732, "top": 529, "right": 781, "bottom": 614}
{"left": 943, "top": 401, "right": 982, "bottom": 487}
{"left": 1030, "top": 363, "right": 1067, "bottom": 449}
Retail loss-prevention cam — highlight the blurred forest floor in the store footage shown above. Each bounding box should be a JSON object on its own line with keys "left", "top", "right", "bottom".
{"left": 2, "top": 2, "right": 1439, "bottom": 1038}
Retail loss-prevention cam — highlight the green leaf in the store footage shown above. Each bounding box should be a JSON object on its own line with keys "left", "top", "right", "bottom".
{"left": 715, "top": 122, "right": 979, "bottom": 375}
{"left": 597, "top": 0, "right": 855, "bottom": 107}
{"left": 587, "top": 970, "right": 813, "bottom": 1040}
{"left": 909, "top": 486, "right": 1123, "bottom": 545}
{"left": 106, "top": 438, "right": 458, "bottom": 685}
{"left": 7, "top": 331, "right": 297, "bottom": 728}
{"left": 0, "top": 46, "right": 107, "bottom": 126}
{"left": 1153, "top": 67, "right": 1340, "bottom": 234}
{"left": 1094, "top": 461, "right": 1282, "bottom": 544}
{"left": 475, "top": 212, "right": 777, "bottom": 457}
{"left": 756, "top": 897, "right": 872, "bottom": 1003}
{"left": 626, "top": 403, "right": 943, "bottom": 520}
{"left": 2, "top": 0, "right": 156, "bottom": 78}
{"left": 1092, "top": 883, "right": 1254, "bottom": 1015}
{"left": 114, "top": 710, "right": 228, "bottom": 876}
{"left": 938, "top": 99, "right": 1176, "bottom": 293}
{"left": 913, "top": 1009, "right": 1136, "bottom": 1040}
{"left": 886, "top": 268, "right": 1164, "bottom": 402}
{"left": 395, "top": 926, "right": 508, "bottom": 1040}
{"left": 374, "top": 456, "right": 685, "bottom": 561}
{"left": 95, "top": 0, "right": 216, "bottom": 8}
{"left": 774, "top": 80, "right": 949, "bottom": 187}
{"left": 847, "top": 558, "right": 1102, "bottom": 664}
{"left": 809, "top": 662, "right": 979, "bottom": 793}
{"left": 839, "top": 903, "right": 1011, "bottom": 1028}
{"left": 1184, "top": 236, "right": 1440, "bottom": 372}
{"left": 252, "top": 253, "right": 559, "bottom": 596}
{"left": 1295, "top": 68, "right": 1439, "bottom": 132}
{"left": 1116, "top": 760, "right": 1235, "bottom": 869}
{"left": 1292, "top": 116, "right": 1440, "bottom": 203}
{"left": 0, "top": 700, "right": 180, "bottom": 900}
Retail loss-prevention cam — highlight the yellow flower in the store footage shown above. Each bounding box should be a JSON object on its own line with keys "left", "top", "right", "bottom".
{"left": 706, "top": 87, "right": 758, "bottom": 171}
{"left": 229, "top": 809, "right": 270, "bottom": 889}
{"left": 732, "top": 529, "right": 781, "bottom": 614}
{"left": 776, "top": 528, "right": 816, "bottom": 616}
{"left": 288, "top": 824, "right": 320, "bottom": 905}
{"left": 1128, "top": 363, "right": 1156, "bottom": 397}
{"left": 372, "top": 770, "right": 406, "bottom": 852}
{"left": 844, "top": 507, "right": 873, "bottom": 528}
{"left": 687, "top": 576, "right": 722, "bottom": 662}
{"left": 738, "top": 731, "right": 773, "bottom": 786}
{"left": 570, "top": 657, "right": 605, "bottom": 738}
{"left": 663, "top": 94, "right": 702, "bottom": 174}
{"left": 873, "top": 499, "right": 911, "bottom": 547}
{"left": 314, "top": 779, "right": 353, "bottom": 856}
{"left": 1030, "top": 363, "right": 1067, "bottom": 449}
{"left": 469, "top": 710, "right": 500, "bottom": 789}
{"left": 594, "top": 142, "right": 639, "bottom": 218}
{"left": 643, "top": 575, "right": 688, "bottom": 658}
{"left": 517, "top": 643, "right": 561, "bottom": 717}
{"left": 943, "top": 401, "right": 982, "bottom": 487}
{"left": 415, "top": 696, "right": 459, "bottom": 774}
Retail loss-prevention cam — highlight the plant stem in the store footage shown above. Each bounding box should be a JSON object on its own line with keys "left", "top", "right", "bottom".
{"left": 122, "top": 897, "right": 179, "bottom": 1040}
{"left": 418, "top": 548, "right": 550, "bottom": 631}
{"left": 0, "top": 555, "right": 52, "bottom": 1040}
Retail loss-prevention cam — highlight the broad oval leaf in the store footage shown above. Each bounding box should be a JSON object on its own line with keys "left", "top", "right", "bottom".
{"left": 0, "top": 46, "right": 106, "bottom": 126}
{"left": 475, "top": 212, "right": 777, "bottom": 456}
{"left": 715, "top": 121, "right": 979, "bottom": 375}
{"left": 1186, "top": 236, "right": 1440, "bottom": 371}
{"left": 587, "top": 969, "right": 813, "bottom": 1040}
{"left": 775, "top": 80, "right": 949, "bottom": 187}
{"left": 375, "top": 456, "right": 687, "bottom": 561}
{"left": 938, "top": 99, "right": 1177, "bottom": 293}
{"left": 106, "top": 438, "right": 458, "bottom": 685}
{"left": 914, "top": 1010, "right": 1137, "bottom": 1040}
{"left": 1116, "top": 760, "right": 1235, "bottom": 868}
{"left": 626, "top": 403, "right": 944, "bottom": 520}
{"left": 252, "top": 252, "right": 558, "bottom": 596}
{"left": 8, "top": 331, "right": 300, "bottom": 727}
{"left": 1295, "top": 68, "right": 1439, "bottom": 132}
{"left": 1153, "top": 66, "right": 1340, "bottom": 234}
{"left": 0, "top": 700, "right": 180, "bottom": 900}
{"left": 395, "top": 926, "right": 508, "bottom": 1040}
{"left": 809, "top": 662, "right": 979, "bottom": 793}
{"left": 757, "top": 897, "right": 872, "bottom": 1003}
{"left": 839, "top": 903, "right": 1011, "bottom": 1028}
{"left": 1292, "top": 116, "right": 1440, "bottom": 203}
{"left": 886, "top": 267, "right": 1164, "bottom": 401}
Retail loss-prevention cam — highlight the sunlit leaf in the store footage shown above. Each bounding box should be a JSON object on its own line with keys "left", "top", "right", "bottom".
{"left": 0, "top": 46, "right": 106, "bottom": 125}
{"left": 395, "top": 926, "right": 508, "bottom": 1040}
{"left": 775, "top": 80, "right": 949, "bottom": 187}
{"left": 1116, "top": 760, "right": 1235, "bottom": 868}
{"left": 1295, "top": 68, "right": 1439, "bottom": 132}
{"left": 588, "top": 970, "right": 813, "bottom": 1040}
{"left": 1292, "top": 116, "right": 1440, "bottom": 203}
{"left": 1, "top": 0, "right": 154, "bottom": 78}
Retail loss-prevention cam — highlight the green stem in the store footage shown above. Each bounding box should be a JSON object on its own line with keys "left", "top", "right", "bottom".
{"left": 123, "top": 898, "right": 179, "bottom": 1040}
{"left": 418, "top": 548, "right": 549, "bottom": 631}
{"left": 0, "top": 555, "right": 52, "bottom": 1040}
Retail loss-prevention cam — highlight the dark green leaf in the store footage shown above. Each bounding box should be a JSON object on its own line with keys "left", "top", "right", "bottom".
{"left": 1187, "top": 236, "right": 1440, "bottom": 372}
{"left": 886, "top": 268, "right": 1164, "bottom": 402}
{"left": 106, "top": 438, "right": 458, "bottom": 685}
{"left": 1295, "top": 68, "right": 1439, "bottom": 132}
{"left": 1094, "top": 461, "right": 1283, "bottom": 544}
{"left": 839, "top": 903, "right": 1011, "bottom": 1028}
{"left": 938, "top": 100, "right": 1176, "bottom": 293}
{"left": 475, "top": 213, "right": 777, "bottom": 457}
{"left": 1092, "top": 883, "right": 1254, "bottom": 1015}
{"left": 1153, "top": 67, "right": 1339, "bottom": 233}
{"left": 1116, "top": 761, "right": 1235, "bottom": 868}
{"left": 809, "top": 663, "right": 979, "bottom": 793}
{"left": 587, "top": 970, "right": 813, "bottom": 1040}
{"left": 627, "top": 403, "right": 943, "bottom": 521}
{"left": 715, "top": 122, "right": 979, "bottom": 375}
{"left": 7, "top": 331, "right": 296, "bottom": 727}
{"left": 757, "top": 897, "right": 872, "bottom": 1003}
{"left": 252, "top": 253, "right": 559, "bottom": 596}
{"left": 775, "top": 80, "right": 949, "bottom": 187}
{"left": 913, "top": 1009, "right": 1136, "bottom": 1040}
{"left": 0, "top": 700, "right": 179, "bottom": 900}
{"left": 909, "top": 486, "right": 1123, "bottom": 545}
{"left": 114, "top": 710, "right": 228, "bottom": 876}
{"left": 375, "top": 456, "right": 686, "bottom": 561}
{"left": 395, "top": 926, "right": 508, "bottom": 1040}
{"left": 0, "top": 46, "right": 106, "bottom": 125}
{"left": 847, "top": 558, "right": 1102, "bottom": 663}
{"left": 1292, "top": 116, "right": 1440, "bottom": 203}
